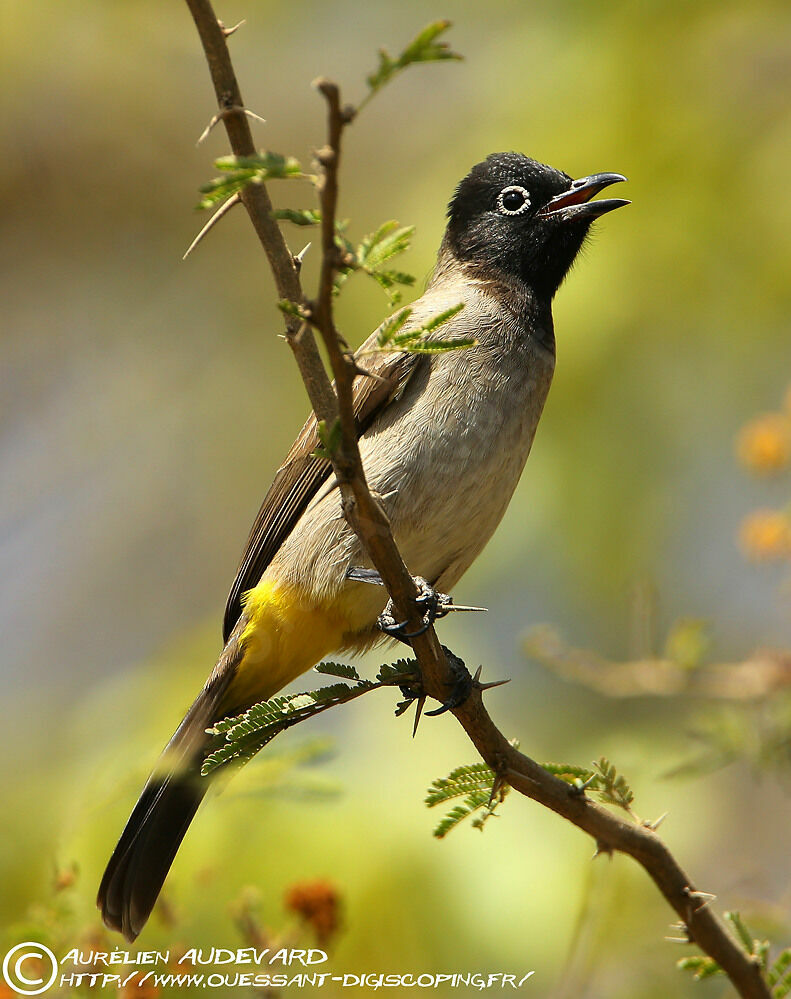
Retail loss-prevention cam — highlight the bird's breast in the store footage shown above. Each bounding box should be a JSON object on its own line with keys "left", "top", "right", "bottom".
{"left": 360, "top": 326, "right": 555, "bottom": 587}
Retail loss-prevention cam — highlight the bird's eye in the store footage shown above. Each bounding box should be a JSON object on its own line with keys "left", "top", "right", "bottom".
{"left": 497, "top": 185, "right": 531, "bottom": 215}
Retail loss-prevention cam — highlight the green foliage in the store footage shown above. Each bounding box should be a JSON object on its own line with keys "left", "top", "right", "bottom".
{"left": 363, "top": 21, "right": 462, "bottom": 108}
{"left": 314, "top": 661, "right": 361, "bottom": 681}
{"left": 769, "top": 948, "right": 791, "bottom": 997}
{"left": 201, "top": 658, "right": 418, "bottom": 776}
{"left": 198, "top": 152, "right": 304, "bottom": 209}
{"left": 376, "top": 658, "right": 419, "bottom": 683}
{"left": 676, "top": 901, "right": 791, "bottom": 993}
{"left": 677, "top": 910, "right": 791, "bottom": 997}
{"left": 272, "top": 207, "right": 322, "bottom": 226}
{"left": 426, "top": 763, "right": 510, "bottom": 838}
{"left": 332, "top": 220, "right": 416, "bottom": 304}
{"left": 313, "top": 417, "right": 343, "bottom": 460}
{"left": 541, "top": 761, "right": 595, "bottom": 784}
{"left": 372, "top": 302, "right": 474, "bottom": 354}
{"left": 541, "top": 759, "right": 638, "bottom": 814}
{"left": 677, "top": 955, "right": 723, "bottom": 981}
{"left": 277, "top": 298, "right": 308, "bottom": 319}
{"left": 202, "top": 682, "right": 374, "bottom": 775}
{"left": 592, "top": 757, "right": 635, "bottom": 814}
{"left": 726, "top": 910, "right": 760, "bottom": 956}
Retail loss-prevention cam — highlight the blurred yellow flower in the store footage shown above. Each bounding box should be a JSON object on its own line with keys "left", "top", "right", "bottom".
{"left": 739, "top": 509, "right": 791, "bottom": 561}
{"left": 736, "top": 413, "right": 791, "bottom": 475}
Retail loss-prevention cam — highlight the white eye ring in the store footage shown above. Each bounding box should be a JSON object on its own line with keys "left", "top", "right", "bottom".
{"left": 497, "top": 185, "right": 531, "bottom": 215}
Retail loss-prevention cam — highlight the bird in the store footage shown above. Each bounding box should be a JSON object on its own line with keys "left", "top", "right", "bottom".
{"left": 97, "top": 152, "right": 628, "bottom": 940}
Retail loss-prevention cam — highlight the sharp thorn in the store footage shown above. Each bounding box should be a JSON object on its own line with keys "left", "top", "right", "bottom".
{"left": 294, "top": 241, "right": 312, "bottom": 268}
{"left": 412, "top": 695, "right": 426, "bottom": 737}
{"left": 477, "top": 678, "right": 511, "bottom": 691}
{"left": 196, "top": 104, "right": 265, "bottom": 146}
{"left": 592, "top": 839, "right": 613, "bottom": 859}
{"left": 685, "top": 888, "right": 716, "bottom": 911}
{"left": 243, "top": 108, "right": 267, "bottom": 127}
{"left": 196, "top": 110, "right": 222, "bottom": 146}
{"left": 183, "top": 193, "right": 242, "bottom": 260}
{"left": 645, "top": 811, "right": 668, "bottom": 831}
{"left": 220, "top": 18, "right": 246, "bottom": 36}
{"left": 444, "top": 604, "right": 487, "bottom": 614}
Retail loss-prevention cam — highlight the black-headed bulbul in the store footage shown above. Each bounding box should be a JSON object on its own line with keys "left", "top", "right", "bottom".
{"left": 98, "top": 152, "right": 628, "bottom": 940}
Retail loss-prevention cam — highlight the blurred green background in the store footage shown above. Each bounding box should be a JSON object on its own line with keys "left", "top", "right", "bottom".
{"left": 2, "top": 0, "right": 791, "bottom": 996}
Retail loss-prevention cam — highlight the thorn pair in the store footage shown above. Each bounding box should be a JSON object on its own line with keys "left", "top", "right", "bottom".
{"left": 196, "top": 104, "right": 266, "bottom": 147}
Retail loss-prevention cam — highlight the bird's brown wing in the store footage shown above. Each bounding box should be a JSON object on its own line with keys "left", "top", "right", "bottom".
{"left": 223, "top": 347, "right": 422, "bottom": 640}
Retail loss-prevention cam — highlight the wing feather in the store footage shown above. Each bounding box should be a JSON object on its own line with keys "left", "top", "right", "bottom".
{"left": 222, "top": 347, "right": 421, "bottom": 640}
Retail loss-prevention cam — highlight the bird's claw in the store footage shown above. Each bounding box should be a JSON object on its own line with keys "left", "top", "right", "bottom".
{"left": 378, "top": 576, "right": 454, "bottom": 643}
{"left": 345, "top": 568, "right": 486, "bottom": 644}
{"left": 424, "top": 647, "right": 474, "bottom": 715}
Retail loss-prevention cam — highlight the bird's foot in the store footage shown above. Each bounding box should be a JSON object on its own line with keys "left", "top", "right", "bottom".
{"left": 395, "top": 647, "right": 485, "bottom": 736}
{"left": 345, "top": 567, "right": 486, "bottom": 645}
{"left": 378, "top": 576, "right": 453, "bottom": 642}
{"left": 423, "top": 647, "right": 474, "bottom": 716}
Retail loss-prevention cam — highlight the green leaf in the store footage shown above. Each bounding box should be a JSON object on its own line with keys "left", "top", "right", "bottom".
{"left": 198, "top": 152, "right": 304, "bottom": 210}
{"left": 277, "top": 299, "right": 307, "bottom": 319}
{"left": 417, "top": 302, "right": 466, "bottom": 336}
{"left": 201, "top": 657, "right": 423, "bottom": 777}
{"left": 374, "top": 302, "right": 472, "bottom": 354}
{"left": 358, "top": 223, "right": 415, "bottom": 269}
{"left": 771, "top": 948, "right": 791, "bottom": 997}
{"left": 677, "top": 956, "right": 723, "bottom": 980}
{"left": 314, "top": 661, "right": 361, "bottom": 681}
{"left": 769, "top": 948, "right": 791, "bottom": 987}
{"left": 725, "top": 911, "right": 755, "bottom": 954}
{"left": 426, "top": 762, "right": 509, "bottom": 838}
{"left": 592, "top": 757, "right": 635, "bottom": 814}
{"left": 272, "top": 207, "right": 322, "bottom": 226}
{"left": 425, "top": 763, "right": 498, "bottom": 806}
{"left": 376, "top": 658, "right": 419, "bottom": 683}
{"left": 312, "top": 418, "right": 343, "bottom": 460}
{"left": 375, "top": 307, "right": 413, "bottom": 347}
{"left": 390, "top": 337, "right": 476, "bottom": 355}
{"left": 202, "top": 680, "right": 375, "bottom": 776}
{"left": 364, "top": 21, "right": 462, "bottom": 104}
{"left": 541, "top": 762, "right": 595, "bottom": 784}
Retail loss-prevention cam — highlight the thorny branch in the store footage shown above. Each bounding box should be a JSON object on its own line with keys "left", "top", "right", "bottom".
{"left": 184, "top": 3, "right": 771, "bottom": 996}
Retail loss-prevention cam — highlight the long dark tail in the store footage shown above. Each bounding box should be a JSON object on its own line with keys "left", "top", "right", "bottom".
{"left": 98, "top": 630, "right": 245, "bottom": 941}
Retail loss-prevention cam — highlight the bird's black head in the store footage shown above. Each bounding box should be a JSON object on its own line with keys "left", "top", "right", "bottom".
{"left": 446, "top": 152, "right": 628, "bottom": 299}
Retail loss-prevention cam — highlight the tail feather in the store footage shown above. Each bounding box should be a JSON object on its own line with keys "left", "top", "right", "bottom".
{"left": 98, "top": 627, "right": 246, "bottom": 941}
{"left": 97, "top": 694, "right": 213, "bottom": 941}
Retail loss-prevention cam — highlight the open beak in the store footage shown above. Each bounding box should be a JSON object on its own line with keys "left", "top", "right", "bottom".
{"left": 538, "top": 172, "right": 629, "bottom": 222}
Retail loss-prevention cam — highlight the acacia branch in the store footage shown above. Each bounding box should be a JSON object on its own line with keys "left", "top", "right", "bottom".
{"left": 184, "top": 6, "right": 770, "bottom": 997}
{"left": 185, "top": 0, "right": 336, "bottom": 423}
